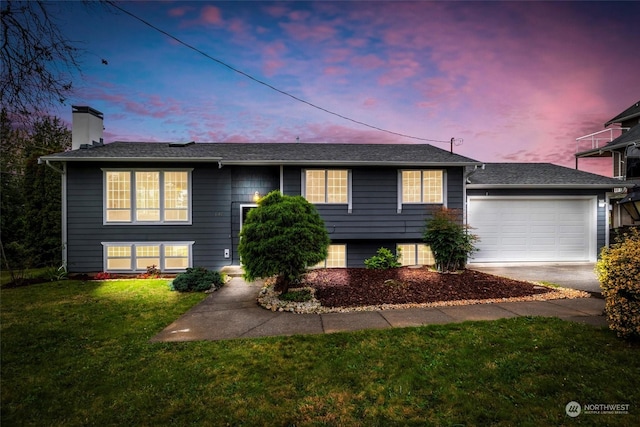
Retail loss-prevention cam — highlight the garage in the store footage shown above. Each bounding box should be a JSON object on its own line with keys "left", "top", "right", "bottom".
{"left": 467, "top": 196, "right": 597, "bottom": 263}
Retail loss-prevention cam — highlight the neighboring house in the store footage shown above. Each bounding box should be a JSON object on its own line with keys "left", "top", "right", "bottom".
{"left": 40, "top": 106, "right": 629, "bottom": 273}
{"left": 575, "top": 99, "right": 640, "bottom": 227}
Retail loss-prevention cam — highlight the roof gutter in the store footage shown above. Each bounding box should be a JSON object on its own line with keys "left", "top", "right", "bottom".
{"left": 217, "top": 160, "right": 483, "bottom": 167}
{"left": 467, "top": 183, "right": 634, "bottom": 190}
{"left": 38, "top": 156, "right": 224, "bottom": 163}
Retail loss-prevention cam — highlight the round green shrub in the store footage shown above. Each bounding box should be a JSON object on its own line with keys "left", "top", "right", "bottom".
{"left": 596, "top": 227, "right": 640, "bottom": 340}
{"left": 171, "top": 267, "right": 224, "bottom": 292}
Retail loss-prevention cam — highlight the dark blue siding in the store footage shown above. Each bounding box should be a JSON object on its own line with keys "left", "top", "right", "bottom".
{"left": 66, "top": 162, "right": 234, "bottom": 272}
{"left": 65, "top": 162, "right": 467, "bottom": 272}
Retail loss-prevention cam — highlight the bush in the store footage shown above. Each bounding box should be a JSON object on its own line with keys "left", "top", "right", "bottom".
{"left": 171, "top": 267, "right": 224, "bottom": 292}
{"left": 365, "top": 247, "right": 401, "bottom": 269}
{"left": 596, "top": 227, "right": 640, "bottom": 340}
{"left": 423, "top": 207, "right": 478, "bottom": 272}
{"left": 238, "top": 191, "right": 330, "bottom": 293}
{"left": 279, "top": 289, "right": 313, "bottom": 302}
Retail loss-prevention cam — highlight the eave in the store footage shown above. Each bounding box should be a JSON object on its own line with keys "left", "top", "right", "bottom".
{"left": 466, "top": 183, "right": 634, "bottom": 190}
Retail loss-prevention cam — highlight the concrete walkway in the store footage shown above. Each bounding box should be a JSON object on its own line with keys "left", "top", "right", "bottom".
{"left": 151, "top": 274, "right": 608, "bottom": 343}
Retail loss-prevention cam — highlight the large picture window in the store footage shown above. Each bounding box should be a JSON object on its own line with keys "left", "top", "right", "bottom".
{"left": 103, "top": 242, "right": 193, "bottom": 272}
{"left": 104, "top": 169, "right": 191, "bottom": 224}
{"left": 401, "top": 170, "right": 444, "bottom": 204}
{"left": 304, "top": 169, "right": 349, "bottom": 204}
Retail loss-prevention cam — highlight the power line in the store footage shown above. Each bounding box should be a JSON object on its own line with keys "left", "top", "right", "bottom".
{"left": 105, "top": 1, "right": 451, "bottom": 144}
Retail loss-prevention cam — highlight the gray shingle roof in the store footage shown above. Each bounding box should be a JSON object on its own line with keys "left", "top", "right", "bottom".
{"left": 605, "top": 100, "right": 640, "bottom": 127}
{"left": 466, "top": 163, "right": 632, "bottom": 188}
{"left": 40, "top": 141, "right": 481, "bottom": 166}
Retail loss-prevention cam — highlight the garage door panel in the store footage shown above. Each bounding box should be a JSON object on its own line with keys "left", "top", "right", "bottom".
{"left": 468, "top": 197, "right": 595, "bottom": 263}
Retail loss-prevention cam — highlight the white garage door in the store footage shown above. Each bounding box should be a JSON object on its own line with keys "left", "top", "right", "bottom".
{"left": 467, "top": 197, "right": 597, "bottom": 263}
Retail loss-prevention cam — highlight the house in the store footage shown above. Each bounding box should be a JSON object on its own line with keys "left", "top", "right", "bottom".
{"left": 575, "top": 100, "right": 640, "bottom": 228}
{"left": 40, "top": 106, "right": 629, "bottom": 273}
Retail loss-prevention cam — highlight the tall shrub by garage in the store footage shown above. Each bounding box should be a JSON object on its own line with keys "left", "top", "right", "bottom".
{"left": 596, "top": 227, "right": 640, "bottom": 340}
{"left": 238, "top": 191, "right": 330, "bottom": 293}
{"left": 423, "top": 207, "right": 478, "bottom": 272}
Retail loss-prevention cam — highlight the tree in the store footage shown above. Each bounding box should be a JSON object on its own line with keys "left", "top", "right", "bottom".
{"left": 0, "top": 112, "right": 70, "bottom": 284}
{"left": 423, "top": 207, "right": 478, "bottom": 272}
{"left": 238, "top": 191, "right": 330, "bottom": 293}
{"left": 1, "top": 1, "right": 110, "bottom": 124}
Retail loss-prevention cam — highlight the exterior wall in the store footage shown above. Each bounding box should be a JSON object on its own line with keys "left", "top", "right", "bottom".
{"left": 66, "top": 162, "right": 234, "bottom": 272}
{"left": 65, "top": 163, "right": 466, "bottom": 272}
{"left": 466, "top": 188, "right": 609, "bottom": 257}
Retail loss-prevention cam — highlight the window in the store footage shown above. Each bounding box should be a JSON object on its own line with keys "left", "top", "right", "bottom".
{"left": 314, "top": 244, "right": 347, "bottom": 268}
{"left": 304, "top": 169, "right": 349, "bottom": 204}
{"left": 104, "top": 169, "right": 191, "bottom": 224}
{"left": 397, "top": 243, "right": 435, "bottom": 266}
{"left": 103, "top": 242, "right": 193, "bottom": 272}
{"left": 401, "top": 170, "right": 444, "bottom": 204}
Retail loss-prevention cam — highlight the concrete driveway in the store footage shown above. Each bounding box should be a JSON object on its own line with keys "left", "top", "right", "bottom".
{"left": 469, "top": 263, "right": 602, "bottom": 294}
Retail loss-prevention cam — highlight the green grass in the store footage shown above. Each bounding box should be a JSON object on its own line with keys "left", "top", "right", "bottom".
{"left": 2, "top": 279, "right": 639, "bottom": 426}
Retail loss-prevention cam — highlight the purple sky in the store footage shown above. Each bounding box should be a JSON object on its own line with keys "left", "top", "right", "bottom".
{"left": 53, "top": 1, "right": 640, "bottom": 175}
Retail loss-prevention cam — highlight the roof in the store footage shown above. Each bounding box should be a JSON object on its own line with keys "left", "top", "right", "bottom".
{"left": 39, "top": 141, "right": 481, "bottom": 166}
{"left": 466, "top": 163, "right": 633, "bottom": 189}
{"left": 575, "top": 124, "right": 640, "bottom": 158}
{"left": 605, "top": 100, "right": 640, "bottom": 127}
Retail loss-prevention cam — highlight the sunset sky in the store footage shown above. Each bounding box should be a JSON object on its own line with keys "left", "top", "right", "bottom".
{"left": 52, "top": 1, "right": 640, "bottom": 175}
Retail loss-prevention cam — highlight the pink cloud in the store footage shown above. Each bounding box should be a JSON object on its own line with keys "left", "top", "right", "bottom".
{"left": 200, "top": 5, "right": 223, "bottom": 25}
{"left": 167, "top": 6, "right": 193, "bottom": 18}
{"left": 323, "top": 66, "right": 346, "bottom": 76}
{"left": 279, "top": 22, "right": 336, "bottom": 43}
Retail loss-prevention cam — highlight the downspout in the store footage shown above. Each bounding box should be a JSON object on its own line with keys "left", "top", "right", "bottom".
{"left": 40, "top": 160, "right": 67, "bottom": 269}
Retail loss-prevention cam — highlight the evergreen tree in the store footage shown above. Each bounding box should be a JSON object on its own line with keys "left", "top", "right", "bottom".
{"left": 238, "top": 191, "right": 330, "bottom": 293}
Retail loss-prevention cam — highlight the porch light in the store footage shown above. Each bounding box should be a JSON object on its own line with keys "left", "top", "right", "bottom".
{"left": 619, "top": 185, "right": 640, "bottom": 222}
{"left": 253, "top": 191, "right": 261, "bottom": 203}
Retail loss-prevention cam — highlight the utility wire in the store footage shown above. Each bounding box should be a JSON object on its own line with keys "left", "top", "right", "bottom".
{"left": 105, "top": 1, "right": 451, "bottom": 144}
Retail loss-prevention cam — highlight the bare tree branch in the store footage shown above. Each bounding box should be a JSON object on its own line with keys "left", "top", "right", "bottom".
{"left": 0, "top": 1, "right": 82, "bottom": 124}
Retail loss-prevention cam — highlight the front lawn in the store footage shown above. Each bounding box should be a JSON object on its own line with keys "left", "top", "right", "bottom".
{"left": 2, "top": 279, "right": 638, "bottom": 426}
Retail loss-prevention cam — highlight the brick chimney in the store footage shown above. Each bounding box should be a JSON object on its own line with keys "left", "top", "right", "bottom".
{"left": 71, "top": 105, "right": 104, "bottom": 150}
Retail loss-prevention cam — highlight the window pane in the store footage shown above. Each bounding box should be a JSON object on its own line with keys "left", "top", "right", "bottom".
{"left": 164, "top": 172, "right": 189, "bottom": 221}
{"left": 108, "top": 246, "right": 131, "bottom": 257}
{"left": 136, "top": 246, "right": 159, "bottom": 257}
{"left": 305, "top": 170, "right": 326, "bottom": 203}
{"left": 417, "top": 245, "right": 435, "bottom": 265}
{"left": 106, "top": 172, "right": 131, "bottom": 222}
{"left": 402, "top": 171, "right": 421, "bottom": 203}
{"left": 107, "top": 258, "right": 132, "bottom": 270}
{"left": 165, "top": 257, "right": 188, "bottom": 269}
{"left": 106, "top": 210, "right": 131, "bottom": 222}
{"left": 165, "top": 245, "right": 188, "bottom": 257}
{"left": 325, "top": 244, "right": 346, "bottom": 267}
{"left": 397, "top": 244, "right": 416, "bottom": 266}
{"left": 135, "top": 172, "right": 160, "bottom": 221}
{"left": 327, "top": 170, "right": 348, "bottom": 203}
{"left": 422, "top": 170, "right": 443, "bottom": 203}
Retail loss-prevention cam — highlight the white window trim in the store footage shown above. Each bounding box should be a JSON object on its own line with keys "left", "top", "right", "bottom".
{"left": 301, "top": 169, "right": 352, "bottom": 213}
{"left": 397, "top": 169, "right": 447, "bottom": 213}
{"left": 101, "top": 241, "right": 194, "bottom": 272}
{"left": 102, "top": 168, "right": 193, "bottom": 225}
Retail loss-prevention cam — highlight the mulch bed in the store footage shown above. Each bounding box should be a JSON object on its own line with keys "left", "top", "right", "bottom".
{"left": 302, "top": 267, "right": 552, "bottom": 308}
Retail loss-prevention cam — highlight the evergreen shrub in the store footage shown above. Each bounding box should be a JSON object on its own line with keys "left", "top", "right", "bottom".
{"left": 171, "top": 267, "right": 224, "bottom": 292}
{"left": 423, "top": 207, "right": 478, "bottom": 272}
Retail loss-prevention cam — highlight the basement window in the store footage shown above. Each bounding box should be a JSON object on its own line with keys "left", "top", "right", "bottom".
{"left": 102, "top": 242, "right": 193, "bottom": 272}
